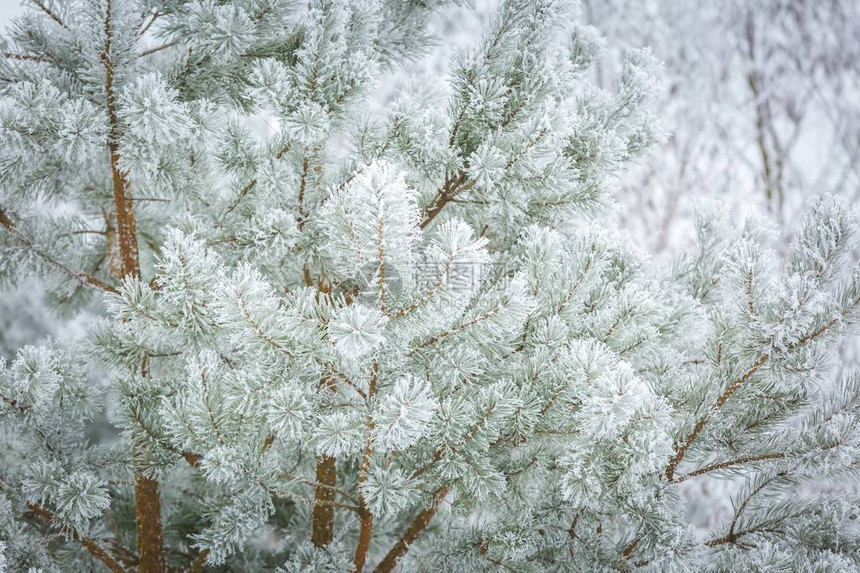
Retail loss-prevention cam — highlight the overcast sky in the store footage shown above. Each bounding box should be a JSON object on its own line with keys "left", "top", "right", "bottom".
{"left": 1, "top": 0, "right": 25, "bottom": 30}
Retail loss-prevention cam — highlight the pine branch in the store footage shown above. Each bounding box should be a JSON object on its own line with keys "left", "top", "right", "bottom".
{"left": 2, "top": 52, "right": 44, "bottom": 62}
{"left": 276, "top": 471, "right": 359, "bottom": 505}
{"left": 419, "top": 170, "right": 473, "bottom": 229}
{"left": 409, "top": 302, "right": 505, "bottom": 355}
{"left": 188, "top": 548, "right": 210, "bottom": 573}
{"left": 705, "top": 529, "right": 755, "bottom": 548}
{"left": 621, "top": 538, "right": 639, "bottom": 559}
{"left": 674, "top": 452, "right": 787, "bottom": 483}
{"left": 667, "top": 295, "right": 859, "bottom": 481}
{"left": 234, "top": 290, "right": 296, "bottom": 357}
{"left": 554, "top": 251, "right": 595, "bottom": 316}
{"left": 0, "top": 478, "right": 129, "bottom": 572}
{"left": 353, "top": 362, "right": 379, "bottom": 573}
{"left": 412, "top": 402, "right": 497, "bottom": 480}
{"left": 728, "top": 471, "right": 788, "bottom": 541}
{"left": 703, "top": 471, "right": 791, "bottom": 549}
{"left": 223, "top": 179, "right": 257, "bottom": 218}
{"left": 199, "top": 368, "right": 226, "bottom": 445}
{"left": 387, "top": 249, "right": 459, "bottom": 319}
{"left": 30, "top": 0, "right": 67, "bottom": 29}
{"left": 220, "top": 143, "right": 291, "bottom": 220}
{"left": 745, "top": 268, "right": 756, "bottom": 315}
{"left": 127, "top": 403, "right": 195, "bottom": 464}
{"left": 665, "top": 353, "right": 770, "bottom": 481}
{"left": 0, "top": 207, "right": 119, "bottom": 294}
{"left": 137, "top": 41, "right": 177, "bottom": 58}
{"left": 0, "top": 476, "right": 126, "bottom": 573}
{"left": 26, "top": 499, "right": 127, "bottom": 573}
{"left": 260, "top": 433, "right": 276, "bottom": 454}
{"left": 375, "top": 184, "right": 389, "bottom": 310}
{"left": 139, "top": 10, "right": 161, "bottom": 35}
{"left": 265, "top": 483, "right": 359, "bottom": 513}
{"left": 372, "top": 487, "right": 449, "bottom": 573}
{"left": 791, "top": 301, "right": 858, "bottom": 348}
{"left": 324, "top": 364, "right": 367, "bottom": 400}
{"left": 297, "top": 155, "right": 310, "bottom": 228}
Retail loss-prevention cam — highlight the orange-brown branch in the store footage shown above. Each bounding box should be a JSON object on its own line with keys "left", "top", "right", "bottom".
{"left": 32, "top": 0, "right": 67, "bottom": 28}
{"left": 674, "top": 452, "right": 786, "bottom": 483}
{"left": 189, "top": 548, "right": 210, "bottom": 573}
{"left": 354, "top": 504, "right": 374, "bottom": 572}
{"left": 353, "top": 362, "right": 379, "bottom": 572}
{"left": 0, "top": 207, "right": 118, "bottom": 294}
{"left": 373, "top": 487, "right": 449, "bottom": 573}
{"left": 26, "top": 501, "right": 127, "bottom": 573}
{"left": 105, "top": 81, "right": 140, "bottom": 279}
{"left": 419, "top": 170, "right": 468, "bottom": 230}
{"left": 665, "top": 354, "right": 770, "bottom": 481}
{"left": 3, "top": 52, "right": 43, "bottom": 61}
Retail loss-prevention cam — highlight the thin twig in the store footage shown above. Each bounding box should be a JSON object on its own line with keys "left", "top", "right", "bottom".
{"left": 140, "top": 11, "right": 160, "bottom": 35}
{"left": 189, "top": 548, "right": 209, "bottom": 573}
{"left": 23, "top": 499, "right": 127, "bottom": 573}
{"left": 674, "top": 453, "right": 786, "bottom": 483}
{"left": 276, "top": 471, "right": 359, "bottom": 505}
{"left": 138, "top": 41, "right": 178, "bottom": 58}
{"left": 665, "top": 354, "right": 770, "bottom": 481}
{"left": 0, "top": 207, "right": 118, "bottom": 294}
{"left": 3, "top": 52, "right": 44, "bottom": 62}
{"left": 373, "top": 487, "right": 449, "bottom": 573}
{"left": 30, "top": 0, "right": 67, "bottom": 28}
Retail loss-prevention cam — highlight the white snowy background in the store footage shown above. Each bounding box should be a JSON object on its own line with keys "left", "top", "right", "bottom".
{"left": 0, "top": 0, "right": 23, "bottom": 29}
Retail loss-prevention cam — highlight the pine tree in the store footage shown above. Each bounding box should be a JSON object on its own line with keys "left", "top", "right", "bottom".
{"left": 2, "top": 1, "right": 860, "bottom": 571}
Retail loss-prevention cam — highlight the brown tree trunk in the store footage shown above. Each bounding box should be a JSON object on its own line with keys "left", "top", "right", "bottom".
{"left": 111, "top": 126, "right": 166, "bottom": 573}
{"left": 133, "top": 468, "right": 165, "bottom": 573}
{"left": 312, "top": 454, "right": 337, "bottom": 547}
{"left": 110, "top": 129, "right": 165, "bottom": 573}
{"left": 104, "top": 0, "right": 164, "bottom": 568}
{"left": 108, "top": 139, "right": 140, "bottom": 280}
{"left": 109, "top": 138, "right": 163, "bottom": 573}
{"left": 304, "top": 271, "right": 338, "bottom": 549}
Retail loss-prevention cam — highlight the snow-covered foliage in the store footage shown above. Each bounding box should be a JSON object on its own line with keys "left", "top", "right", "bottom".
{"left": 1, "top": 1, "right": 859, "bottom": 572}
